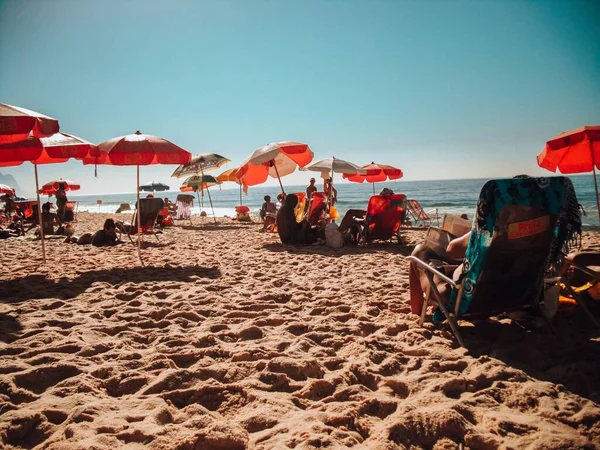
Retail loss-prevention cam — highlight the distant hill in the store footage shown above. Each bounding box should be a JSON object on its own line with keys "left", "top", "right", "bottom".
{"left": 0, "top": 171, "right": 23, "bottom": 196}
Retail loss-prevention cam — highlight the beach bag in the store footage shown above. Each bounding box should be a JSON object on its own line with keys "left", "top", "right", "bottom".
{"left": 325, "top": 222, "right": 344, "bottom": 248}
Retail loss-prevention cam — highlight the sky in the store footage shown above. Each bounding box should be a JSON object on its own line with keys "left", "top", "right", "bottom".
{"left": 1, "top": 0, "right": 599, "bottom": 197}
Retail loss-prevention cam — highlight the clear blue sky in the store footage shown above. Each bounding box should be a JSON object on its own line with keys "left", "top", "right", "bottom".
{"left": 1, "top": 0, "right": 599, "bottom": 197}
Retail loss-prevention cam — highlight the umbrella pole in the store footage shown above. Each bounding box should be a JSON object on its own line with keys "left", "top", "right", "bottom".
{"left": 272, "top": 161, "right": 285, "bottom": 196}
{"left": 239, "top": 184, "right": 242, "bottom": 206}
{"left": 136, "top": 165, "right": 143, "bottom": 265}
{"left": 200, "top": 166, "right": 217, "bottom": 224}
{"left": 372, "top": 182, "right": 375, "bottom": 195}
{"left": 34, "top": 163, "right": 46, "bottom": 264}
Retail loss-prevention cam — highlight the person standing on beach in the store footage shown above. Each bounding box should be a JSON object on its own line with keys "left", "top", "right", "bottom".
{"left": 324, "top": 178, "right": 337, "bottom": 205}
{"left": 306, "top": 178, "right": 317, "bottom": 199}
{"left": 55, "top": 182, "right": 68, "bottom": 218}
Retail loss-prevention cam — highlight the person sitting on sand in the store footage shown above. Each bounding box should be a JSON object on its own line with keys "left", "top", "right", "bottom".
{"left": 26, "top": 202, "right": 62, "bottom": 235}
{"left": 260, "top": 195, "right": 277, "bottom": 221}
{"left": 164, "top": 197, "right": 176, "bottom": 214}
{"left": 2, "top": 194, "right": 16, "bottom": 216}
{"left": 276, "top": 193, "right": 318, "bottom": 245}
{"left": 260, "top": 195, "right": 278, "bottom": 231}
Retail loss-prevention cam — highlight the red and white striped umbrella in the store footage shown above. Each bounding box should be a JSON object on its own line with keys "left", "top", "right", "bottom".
{"left": 343, "top": 162, "right": 403, "bottom": 193}
{"left": 39, "top": 179, "right": 81, "bottom": 195}
{"left": 0, "top": 103, "right": 59, "bottom": 144}
{"left": 236, "top": 142, "right": 313, "bottom": 193}
{"left": 0, "top": 184, "right": 15, "bottom": 195}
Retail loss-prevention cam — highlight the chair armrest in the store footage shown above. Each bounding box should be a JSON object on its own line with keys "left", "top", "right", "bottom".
{"left": 406, "top": 255, "right": 458, "bottom": 287}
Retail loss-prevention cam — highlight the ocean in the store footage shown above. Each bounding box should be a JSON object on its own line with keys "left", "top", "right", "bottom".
{"left": 56, "top": 175, "right": 599, "bottom": 230}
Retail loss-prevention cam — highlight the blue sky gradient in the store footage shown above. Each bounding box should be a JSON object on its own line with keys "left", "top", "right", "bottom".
{"left": 1, "top": 0, "right": 599, "bottom": 196}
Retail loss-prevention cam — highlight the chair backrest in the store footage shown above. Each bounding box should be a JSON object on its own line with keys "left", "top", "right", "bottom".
{"left": 455, "top": 177, "right": 573, "bottom": 317}
{"left": 132, "top": 198, "right": 165, "bottom": 233}
{"left": 307, "top": 192, "right": 326, "bottom": 225}
{"left": 292, "top": 192, "right": 306, "bottom": 222}
{"left": 175, "top": 194, "right": 194, "bottom": 220}
{"left": 364, "top": 194, "right": 407, "bottom": 240}
{"left": 441, "top": 213, "right": 472, "bottom": 238}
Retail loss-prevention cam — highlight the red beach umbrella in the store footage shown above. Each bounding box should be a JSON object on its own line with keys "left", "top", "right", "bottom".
{"left": 0, "top": 184, "right": 15, "bottom": 195}
{"left": 39, "top": 179, "right": 81, "bottom": 195}
{"left": 92, "top": 130, "right": 191, "bottom": 262}
{"left": 343, "top": 162, "right": 403, "bottom": 194}
{"left": 0, "top": 103, "right": 60, "bottom": 144}
{"left": 537, "top": 125, "right": 600, "bottom": 221}
{"left": 236, "top": 142, "right": 313, "bottom": 194}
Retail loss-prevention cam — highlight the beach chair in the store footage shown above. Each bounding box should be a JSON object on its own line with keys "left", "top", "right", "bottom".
{"left": 307, "top": 192, "right": 327, "bottom": 225}
{"left": 357, "top": 194, "right": 407, "bottom": 244}
{"left": 407, "top": 177, "right": 577, "bottom": 347}
{"left": 175, "top": 194, "right": 194, "bottom": 226}
{"left": 406, "top": 199, "right": 436, "bottom": 226}
{"left": 117, "top": 198, "right": 164, "bottom": 243}
{"left": 62, "top": 201, "right": 77, "bottom": 222}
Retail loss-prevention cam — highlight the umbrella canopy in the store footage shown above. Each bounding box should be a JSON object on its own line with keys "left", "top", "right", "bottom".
{"left": 343, "top": 162, "right": 403, "bottom": 183}
{"left": 217, "top": 167, "right": 241, "bottom": 184}
{"left": 94, "top": 130, "right": 191, "bottom": 166}
{"left": 0, "top": 184, "right": 15, "bottom": 195}
{"left": 171, "top": 153, "right": 231, "bottom": 178}
{"left": 537, "top": 126, "right": 600, "bottom": 173}
{"left": 39, "top": 179, "right": 81, "bottom": 195}
{"left": 537, "top": 125, "right": 600, "bottom": 221}
{"left": 139, "top": 181, "right": 170, "bottom": 192}
{"left": 181, "top": 174, "right": 220, "bottom": 187}
{"left": 343, "top": 162, "right": 403, "bottom": 194}
{"left": 301, "top": 157, "right": 366, "bottom": 176}
{"left": 236, "top": 142, "right": 313, "bottom": 192}
{"left": 0, "top": 103, "right": 60, "bottom": 144}
{"left": 0, "top": 133, "right": 95, "bottom": 167}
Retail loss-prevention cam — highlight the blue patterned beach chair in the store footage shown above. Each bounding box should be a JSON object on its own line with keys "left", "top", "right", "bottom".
{"left": 408, "top": 177, "right": 577, "bottom": 346}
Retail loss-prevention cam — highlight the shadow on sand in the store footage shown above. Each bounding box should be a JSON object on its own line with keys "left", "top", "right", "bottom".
{"left": 0, "top": 265, "right": 221, "bottom": 304}
{"left": 459, "top": 311, "right": 600, "bottom": 403}
{"left": 262, "top": 242, "right": 415, "bottom": 257}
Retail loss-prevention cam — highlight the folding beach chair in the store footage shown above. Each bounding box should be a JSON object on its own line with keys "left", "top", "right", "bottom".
{"left": 406, "top": 199, "right": 436, "bottom": 226}
{"left": 357, "top": 194, "right": 407, "bottom": 244}
{"left": 175, "top": 194, "right": 194, "bottom": 226}
{"left": 408, "top": 177, "right": 576, "bottom": 347}
{"left": 117, "top": 198, "right": 164, "bottom": 243}
{"left": 307, "top": 192, "right": 327, "bottom": 225}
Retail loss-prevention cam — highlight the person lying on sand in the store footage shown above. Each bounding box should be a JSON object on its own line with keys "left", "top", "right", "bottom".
{"left": 276, "top": 193, "right": 319, "bottom": 245}
{"left": 66, "top": 218, "right": 122, "bottom": 246}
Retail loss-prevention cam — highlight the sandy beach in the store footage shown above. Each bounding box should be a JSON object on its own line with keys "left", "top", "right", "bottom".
{"left": 1, "top": 212, "right": 600, "bottom": 449}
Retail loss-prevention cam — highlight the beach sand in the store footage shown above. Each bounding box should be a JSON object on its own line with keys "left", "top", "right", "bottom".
{"left": 1, "top": 212, "right": 599, "bottom": 449}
